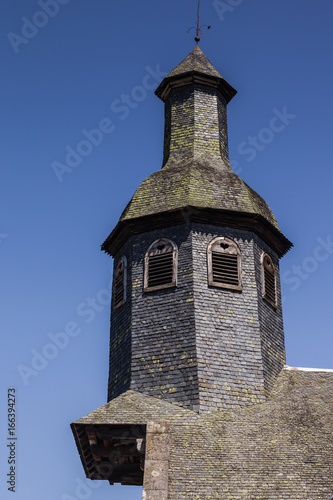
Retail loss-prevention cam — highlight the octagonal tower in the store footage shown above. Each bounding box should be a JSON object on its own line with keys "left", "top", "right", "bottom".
{"left": 101, "top": 45, "right": 292, "bottom": 413}
{"left": 69, "top": 49, "right": 333, "bottom": 500}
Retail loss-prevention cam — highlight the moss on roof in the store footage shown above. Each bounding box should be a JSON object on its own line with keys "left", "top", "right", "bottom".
{"left": 72, "top": 368, "right": 333, "bottom": 499}
{"left": 120, "top": 159, "right": 280, "bottom": 231}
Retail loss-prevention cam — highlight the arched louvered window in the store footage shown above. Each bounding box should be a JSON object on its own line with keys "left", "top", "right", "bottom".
{"left": 114, "top": 256, "right": 127, "bottom": 309}
{"left": 207, "top": 237, "right": 242, "bottom": 291}
{"left": 144, "top": 238, "right": 177, "bottom": 292}
{"left": 262, "top": 253, "right": 277, "bottom": 308}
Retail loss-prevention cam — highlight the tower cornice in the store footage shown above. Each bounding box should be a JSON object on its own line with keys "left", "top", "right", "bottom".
{"left": 155, "top": 45, "right": 237, "bottom": 104}
{"left": 155, "top": 70, "right": 237, "bottom": 104}
{"left": 101, "top": 207, "right": 292, "bottom": 258}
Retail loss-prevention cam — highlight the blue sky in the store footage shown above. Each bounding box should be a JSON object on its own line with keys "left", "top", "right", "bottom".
{"left": 1, "top": 1, "right": 332, "bottom": 499}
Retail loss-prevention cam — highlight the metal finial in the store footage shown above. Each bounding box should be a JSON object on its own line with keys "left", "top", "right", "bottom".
{"left": 187, "top": 0, "right": 211, "bottom": 44}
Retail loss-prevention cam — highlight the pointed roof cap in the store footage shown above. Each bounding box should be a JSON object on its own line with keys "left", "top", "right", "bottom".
{"left": 155, "top": 45, "right": 237, "bottom": 103}
{"left": 167, "top": 45, "right": 222, "bottom": 79}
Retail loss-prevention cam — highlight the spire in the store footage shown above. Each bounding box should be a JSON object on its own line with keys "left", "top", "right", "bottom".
{"left": 102, "top": 49, "right": 292, "bottom": 259}
{"left": 195, "top": 0, "right": 202, "bottom": 43}
{"left": 187, "top": 0, "right": 211, "bottom": 44}
{"left": 155, "top": 46, "right": 236, "bottom": 168}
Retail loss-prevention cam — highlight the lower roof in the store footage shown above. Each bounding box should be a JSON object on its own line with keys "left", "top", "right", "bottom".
{"left": 72, "top": 367, "right": 333, "bottom": 499}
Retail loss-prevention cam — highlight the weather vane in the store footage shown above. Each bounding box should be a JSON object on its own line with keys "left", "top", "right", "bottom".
{"left": 187, "top": 0, "right": 211, "bottom": 44}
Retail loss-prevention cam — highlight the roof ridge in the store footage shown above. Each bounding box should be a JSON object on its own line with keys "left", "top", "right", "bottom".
{"left": 284, "top": 364, "right": 333, "bottom": 373}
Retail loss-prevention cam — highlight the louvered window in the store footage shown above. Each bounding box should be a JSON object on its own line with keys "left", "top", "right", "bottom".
{"left": 208, "top": 237, "right": 242, "bottom": 291}
{"left": 262, "top": 253, "right": 277, "bottom": 308}
{"left": 144, "top": 238, "right": 177, "bottom": 292}
{"left": 114, "top": 256, "right": 127, "bottom": 309}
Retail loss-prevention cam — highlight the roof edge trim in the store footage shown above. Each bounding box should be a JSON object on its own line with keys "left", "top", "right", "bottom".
{"left": 284, "top": 365, "right": 333, "bottom": 373}
{"left": 101, "top": 207, "right": 293, "bottom": 258}
{"left": 155, "top": 70, "right": 237, "bottom": 103}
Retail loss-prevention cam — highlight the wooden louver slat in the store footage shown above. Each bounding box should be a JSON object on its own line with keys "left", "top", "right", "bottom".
{"left": 148, "top": 252, "right": 174, "bottom": 288}
{"left": 212, "top": 252, "right": 239, "bottom": 286}
{"left": 264, "top": 267, "right": 276, "bottom": 304}
{"left": 263, "top": 254, "right": 277, "bottom": 307}
{"left": 114, "top": 258, "right": 126, "bottom": 308}
{"left": 114, "top": 274, "right": 124, "bottom": 306}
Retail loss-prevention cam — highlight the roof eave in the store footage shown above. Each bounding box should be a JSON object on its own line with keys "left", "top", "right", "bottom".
{"left": 155, "top": 71, "right": 237, "bottom": 103}
{"left": 101, "top": 207, "right": 293, "bottom": 258}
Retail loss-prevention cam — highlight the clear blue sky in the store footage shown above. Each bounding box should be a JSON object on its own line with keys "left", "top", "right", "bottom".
{"left": 1, "top": 1, "right": 332, "bottom": 499}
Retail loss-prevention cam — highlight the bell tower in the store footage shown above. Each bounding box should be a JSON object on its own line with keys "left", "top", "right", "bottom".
{"left": 71, "top": 44, "right": 333, "bottom": 500}
{"left": 101, "top": 45, "right": 292, "bottom": 413}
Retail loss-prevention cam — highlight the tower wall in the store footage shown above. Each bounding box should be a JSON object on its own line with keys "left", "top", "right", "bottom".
{"left": 130, "top": 225, "right": 199, "bottom": 410}
{"left": 108, "top": 239, "right": 132, "bottom": 400}
{"left": 217, "top": 91, "right": 230, "bottom": 165}
{"left": 192, "top": 224, "right": 285, "bottom": 411}
{"left": 162, "top": 86, "right": 194, "bottom": 166}
{"left": 253, "top": 238, "right": 286, "bottom": 393}
{"left": 163, "top": 85, "right": 229, "bottom": 167}
{"left": 192, "top": 224, "right": 266, "bottom": 411}
{"left": 109, "top": 224, "right": 201, "bottom": 410}
{"left": 108, "top": 222, "right": 285, "bottom": 412}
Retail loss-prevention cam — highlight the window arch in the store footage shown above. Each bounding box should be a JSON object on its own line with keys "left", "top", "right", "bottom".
{"left": 207, "top": 237, "right": 242, "bottom": 291}
{"left": 144, "top": 238, "right": 177, "bottom": 292}
{"left": 262, "top": 253, "right": 277, "bottom": 308}
{"left": 114, "top": 256, "right": 127, "bottom": 309}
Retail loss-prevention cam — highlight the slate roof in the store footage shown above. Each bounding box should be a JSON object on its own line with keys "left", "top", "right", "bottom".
{"left": 155, "top": 45, "right": 237, "bottom": 103}
{"left": 166, "top": 45, "right": 223, "bottom": 80}
{"left": 72, "top": 367, "right": 333, "bottom": 499}
{"left": 119, "top": 158, "right": 280, "bottom": 231}
{"left": 102, "top": 48, "right": 292, "bottom": 257}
